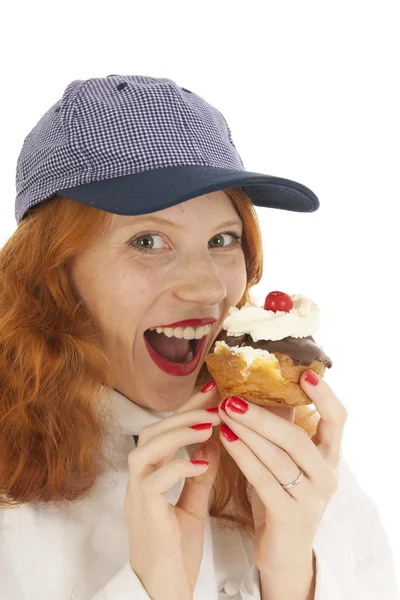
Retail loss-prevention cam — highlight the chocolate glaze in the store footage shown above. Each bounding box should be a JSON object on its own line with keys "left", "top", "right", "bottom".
{"left": 213, "top": 331, "right": 333, "bottom": 368}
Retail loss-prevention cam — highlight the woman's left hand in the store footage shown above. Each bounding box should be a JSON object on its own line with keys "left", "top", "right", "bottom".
{"left": 218, "top": 369, "right": 348, "bottom": 576}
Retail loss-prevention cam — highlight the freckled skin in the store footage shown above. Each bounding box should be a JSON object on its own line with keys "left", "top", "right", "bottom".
{"left": 69, "top": 190, "right": 247, "bottom": 411}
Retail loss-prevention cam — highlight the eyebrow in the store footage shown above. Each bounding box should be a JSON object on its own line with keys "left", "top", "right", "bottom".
{"left": 118, "top": 216, "right": 243, "bottom": 231}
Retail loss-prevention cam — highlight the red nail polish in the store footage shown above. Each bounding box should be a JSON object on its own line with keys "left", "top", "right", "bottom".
{"left": 220, "top": 398, "right": 229, "bottom": 413}
{"left": 227, "top": 396, "right": 248, "bottom": 413}
{"left": 190, "top": 460, "right": 210, "bottom": 466}
{"left": 206, "top": 407, "right": 219, "bottom": 413}
{"left": 305, "top": 370, "right": 319, "bottom": 386}
{"left": 201, "top": 379, "right": 216, "bottom": 393}
{"left": 220, "top": 423, "right": 238, "bottom": 442}
{"left": 190, "top": 422, "right": 213, "bottom": 430}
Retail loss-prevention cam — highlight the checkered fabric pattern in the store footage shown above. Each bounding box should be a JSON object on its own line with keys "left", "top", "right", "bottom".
{"left": 15, "top": 75, "right": 246, "bottom": 224}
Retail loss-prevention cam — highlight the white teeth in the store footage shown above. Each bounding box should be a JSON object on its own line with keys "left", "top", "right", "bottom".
{"left": 149, "top": 323, "right": 212, "bottom": 340}
{"left": 195, "top": 326, "right": 206, "bottom": 339}
{"left": 183, "top": 327, "right": 195, "bottom": 340}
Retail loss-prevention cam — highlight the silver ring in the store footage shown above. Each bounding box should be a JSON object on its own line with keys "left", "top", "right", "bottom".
{"left": 281, "top": 468, "right": 304, "bottom": 490}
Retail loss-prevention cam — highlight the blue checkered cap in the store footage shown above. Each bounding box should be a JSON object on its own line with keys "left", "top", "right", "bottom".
{"left": 15, "top": 74, "right": 318, "bottom": 224}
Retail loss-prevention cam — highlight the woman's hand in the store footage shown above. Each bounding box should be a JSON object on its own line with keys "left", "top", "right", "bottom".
{"left": 217, "top": 369, "right": 348, "bottom": 577}
{"left": 125, "top": 384, "right": 222, "bottom": 600}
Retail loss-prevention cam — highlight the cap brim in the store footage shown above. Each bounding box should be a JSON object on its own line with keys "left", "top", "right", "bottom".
{"left": 55, "top": 165, "right": 319, "bottom": 215}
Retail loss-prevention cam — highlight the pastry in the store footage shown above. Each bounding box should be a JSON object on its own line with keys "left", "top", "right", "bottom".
{"left": 205, "top": 291, "right": 332, "bottom": 407}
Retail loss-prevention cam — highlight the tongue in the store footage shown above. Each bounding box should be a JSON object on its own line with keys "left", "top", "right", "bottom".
{"left": 145, "top": 330, "right": 193, "bottom": 363}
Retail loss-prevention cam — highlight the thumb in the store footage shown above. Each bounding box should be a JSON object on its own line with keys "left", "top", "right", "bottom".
{"left": 175, "top": 439, "right": 220, "bottom": 522}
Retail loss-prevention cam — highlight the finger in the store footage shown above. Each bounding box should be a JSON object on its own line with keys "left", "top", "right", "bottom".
{"left": 137, "top": 407, "right": 221, "bottom": 447}
{"left": 223, "top": 414, "right": 313, "bottom": 501}
{"left": 137, "top": 380, "right": 221, "bottom": 447}
{"left": 300, "top": 370, "right": 348, "bottom": 466}
{"left": 221, "top": 396, "right": 327, "bottom": 480}
{"left": 218, "top": 421, "right": 296, "bottom": 511}
{"left": 175, "top": 380, "right": 221, "bottom": 414}
{"left": 265, "top": 405, "right": 295, "bottom": 423}
{"left": 137, "top": 383, "right": 221, "bottom": 465}
{"left": 176, "top": 439, "right": 221, "bottom": 523}
{"left": 131, "top": 423, "right": 215, "bottom": 477}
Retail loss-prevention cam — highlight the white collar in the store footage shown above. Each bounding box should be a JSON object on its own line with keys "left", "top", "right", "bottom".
{"left": 100, "top": 386, "right": 176, "bottom": 436}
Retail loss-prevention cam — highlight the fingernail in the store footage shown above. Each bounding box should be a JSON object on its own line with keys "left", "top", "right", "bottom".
{"left": 220, "top": 398, "right": 229, "bottom": 413}
{"left": 201, "top": 380, "right": 216, "bottom": 393}
{"left": 206, "top": 407, "right": 219, "bottom": 413}
{"left": 190, "top": 422, "right": 213, "bottom": 430}
{"left": 190, "top": 459, "right": 210, "bottom": 466}
{"left": 305, "top": 370, "right": 319, "bottom": 386}
{"left": 220, "top": 423, "right": 238, "bottom": 442}
{"left": 226, "top": 396, "right": 248, "bottom": 413}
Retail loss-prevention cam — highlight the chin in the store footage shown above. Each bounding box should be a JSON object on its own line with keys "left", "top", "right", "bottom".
{"left": 146, "top": 381, "right": 196, "bottom": 411}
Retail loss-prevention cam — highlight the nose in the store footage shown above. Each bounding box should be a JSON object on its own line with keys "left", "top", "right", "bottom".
{"left": 172, "top": 251, "right": 227, "bottom": 306}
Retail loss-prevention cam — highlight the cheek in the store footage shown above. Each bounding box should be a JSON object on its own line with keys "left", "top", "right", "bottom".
{"left": 107, "top": 268, "right": 157, "bottom": 320}
{"left": 223, "top": 253, "right": 247, "bottom": 303}
{"left": 71, "top": 258, "right": 148, "bottom": 328}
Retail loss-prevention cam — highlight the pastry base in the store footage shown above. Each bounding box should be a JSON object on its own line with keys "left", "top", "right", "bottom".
{"left": 205, "top": 345, "right": 327, "bottom": 407}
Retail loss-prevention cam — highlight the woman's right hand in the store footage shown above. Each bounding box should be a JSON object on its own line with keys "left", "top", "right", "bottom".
{"left": 124, "top": 384, "right": 222, "bottom": 600}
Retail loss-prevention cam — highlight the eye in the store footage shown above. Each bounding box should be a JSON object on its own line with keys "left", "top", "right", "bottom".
{"left": 127, "top": 230, "right": 242, "bottom": 253}
{"left": 208, "top": 231, "right": 242, "bottom": 248}
{"left": 128, "top": 233, "right": 165, "bottom": 251}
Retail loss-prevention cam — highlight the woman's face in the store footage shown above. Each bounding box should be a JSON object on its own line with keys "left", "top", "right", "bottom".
{"left": 70, "top": 190, "right": 247, "bottom": 410}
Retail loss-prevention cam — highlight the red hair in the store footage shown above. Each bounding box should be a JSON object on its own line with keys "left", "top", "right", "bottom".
{"left": 0, "top": 188, "right": 318, "bottom": 539}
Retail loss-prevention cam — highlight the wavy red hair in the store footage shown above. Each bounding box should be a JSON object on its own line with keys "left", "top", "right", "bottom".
{"left": 0, "top": 187, "right": 318, "bottom": 539}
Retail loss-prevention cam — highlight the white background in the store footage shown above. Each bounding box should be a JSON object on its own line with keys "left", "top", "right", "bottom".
{"left": 1, "top": 0, "right": 399, "bottom": 588}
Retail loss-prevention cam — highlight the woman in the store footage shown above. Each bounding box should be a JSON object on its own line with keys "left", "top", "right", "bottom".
{"left": 0, "top": 74, "right": 398, "bottom": 600}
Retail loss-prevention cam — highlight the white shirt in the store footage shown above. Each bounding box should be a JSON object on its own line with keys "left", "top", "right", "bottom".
{"left": 0, "top": 387, "right": 398, "bottom": 599}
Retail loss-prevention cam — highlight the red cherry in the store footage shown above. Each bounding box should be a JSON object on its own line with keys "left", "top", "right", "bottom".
{"left": 264, "top": 291, "right": 293, "bottom": 313}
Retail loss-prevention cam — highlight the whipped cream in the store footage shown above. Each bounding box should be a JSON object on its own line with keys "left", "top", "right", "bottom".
{"left": 213, "top": 341, "right": 284, "bottom": 379}
{"left": 215, "top": 341, "right": 276, "bottom": 367}
{"left": 222, "top": 294, "right": 320, "bottom": 342}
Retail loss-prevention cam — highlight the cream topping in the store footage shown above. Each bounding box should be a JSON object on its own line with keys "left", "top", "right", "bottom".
{"left": 222, "top": 294, "right": 320, "bottom": 342}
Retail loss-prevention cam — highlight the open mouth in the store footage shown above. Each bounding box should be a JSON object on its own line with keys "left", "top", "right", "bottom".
{"left": 143, "top": 329, "right": 203, "bottom": 364}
